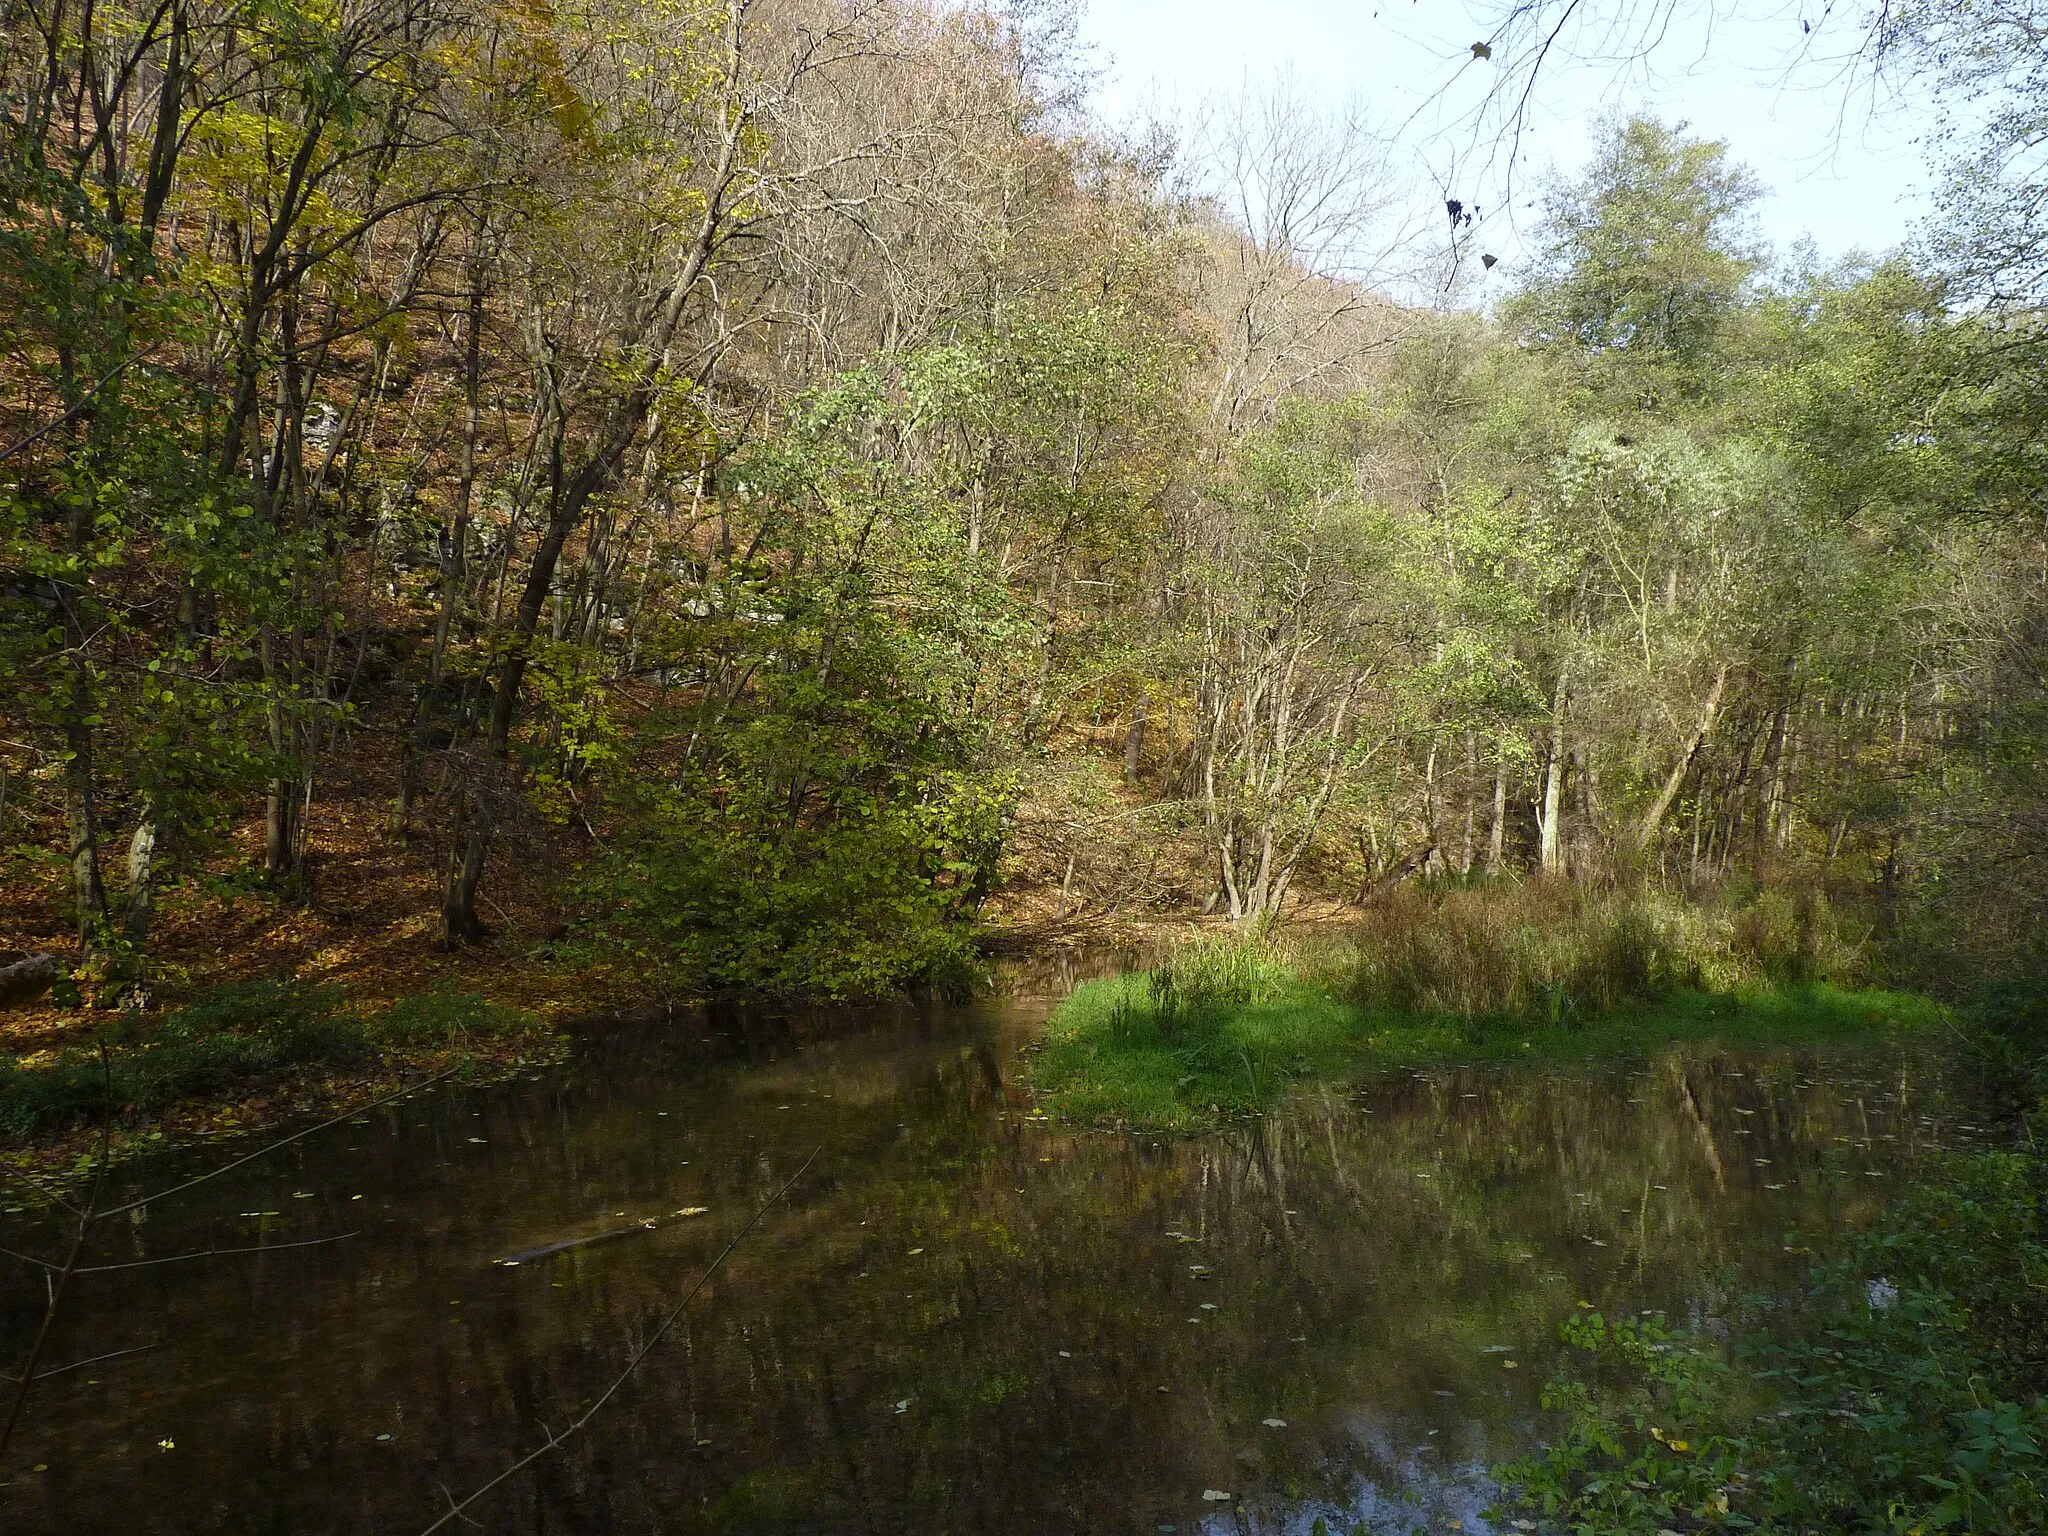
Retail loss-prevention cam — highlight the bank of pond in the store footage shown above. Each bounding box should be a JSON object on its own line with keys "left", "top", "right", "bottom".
{"left": 0, "top": 940, "right": 2040, "bottom": 1534}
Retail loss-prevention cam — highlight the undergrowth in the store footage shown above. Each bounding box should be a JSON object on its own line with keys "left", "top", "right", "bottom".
{"left": 0, "top": 979, "right": 547, "bottom": 1139}
{"left": 1032, "top": 880, "right": 1931, "bottom": 1130}
{"left": 1493, "top": 1151, "right": 2048, "bottom": 1535}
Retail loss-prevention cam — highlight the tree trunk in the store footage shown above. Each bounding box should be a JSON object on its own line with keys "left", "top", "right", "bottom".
{"left": 1487, "top": 749, "right": 1507, "bottom": 871}
{"left": 63, "top": 696, "right": 108, "bottom": 949}
{"left": 1460, "top": 731, "right": 1477, "bottom": 874}
{"left": 1539, "top": 677, "right": 1567, "bottom": 876}
{"left": 123, "top": 813, "right": 158, "bottom": 948}
{"left": 1634, "top": 663, "right": 1728, "bottom": 850}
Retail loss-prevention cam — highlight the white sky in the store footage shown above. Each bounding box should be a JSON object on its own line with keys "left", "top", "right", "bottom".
{"left": 1074, "top": 0, "right": 1939, "bottom": 289}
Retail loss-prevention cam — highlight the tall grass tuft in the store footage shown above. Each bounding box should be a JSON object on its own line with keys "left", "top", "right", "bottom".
{"left": 1144, "top": 932, "right": 1289, "bottom": 1039}
{"left": 1326, "top": 879, "right": 1866, "bottom": 1025}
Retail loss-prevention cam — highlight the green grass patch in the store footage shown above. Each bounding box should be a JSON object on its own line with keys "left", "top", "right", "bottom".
{"left": 0, "top": 979, "right": 549, "bottom": 1141}
{"left": 1032, "top": 965, "right": 1940, "bottom": 1132}
{"left": 1032, "top": 885, "right": 1942, "bottom": 1130}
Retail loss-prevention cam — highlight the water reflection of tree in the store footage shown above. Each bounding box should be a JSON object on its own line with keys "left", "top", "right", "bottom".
{"left": 1, "top": 1024, "right": 1940, "bottom": 1533}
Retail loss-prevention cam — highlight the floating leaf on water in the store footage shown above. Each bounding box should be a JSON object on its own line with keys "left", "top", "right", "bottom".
{"left": 292, "top": 1191, "right": 314, "bottom": 1199}
{"left": 894, "top": 1399, "right": 911, "bottom": 1413}
{"left": 1057, "top": 1350, "right": 1071, "bottom": 1358}
{"left": 1201, "top": 1489, "right": 1231, "bottom": 1502}
{"left": 1479, "top": 1344, "right": 1514, "bottom": 1353}
{"left": 1262, "top": 1417, "right": 1287, "bottom": 1428}
{"left": 674, "top": 1207, "right": 709, "bottom": 1217}
{"left": 157, "top": 1439, "right": 175, "bottom": 1451}
{"left": 907, "top": 1247, "right": 924, "bottom": 1255}
{"left": 1199, "top": 1303, "right": 1218, "bottom": 1311}
{"left": 1503, "top": 1360, "right": 1519, "bottom": 1369}
{"left": 375, "top": 1433, "right": 392, "bottom": 1442}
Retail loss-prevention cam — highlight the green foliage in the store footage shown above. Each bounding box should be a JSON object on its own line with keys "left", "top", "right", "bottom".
{"left": 1335, "top": 881, "right": 1866, "bottom": 1025}
{"left": 1953, "top": 972, "right": 2048, "bottom": 1120}
{"left": 1034, "top": 897, "right": 1918, "bottom": 1128}
{"left": 1495, "top": 1152, "right": 2048, "bottom": 1535}
{"left": 0, "top": 980, "right": 552, "bottom": 1138}
{"left": 155, "top": 977, "right": 348, "bottom": 1044}
{"left": 1509, "top": 114, "right": 1763, "bottom": 399}
{"left": 0, "top": 978, "right": 371, "bottom": 1139}
{"left": 370, "top": 990, "right": 545, "bottom": 1047}
{"left": 1038, "top": 935, "right": 1364, "bottom": 1130}
{"left": 1136, "top": 931, "right": 1292, "bottom": 1041}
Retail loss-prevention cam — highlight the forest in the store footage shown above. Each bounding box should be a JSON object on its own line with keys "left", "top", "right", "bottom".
{"left": 0, "top": 0, "right": 2040, "bottom": 1008}
{"left": 2, "top": 0, "right": 2047, "bottom": 1531}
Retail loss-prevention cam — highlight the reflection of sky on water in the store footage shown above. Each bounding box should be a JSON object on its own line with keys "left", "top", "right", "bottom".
{"left": 0, "top": 980, "right": 1960, "bottom": 1534}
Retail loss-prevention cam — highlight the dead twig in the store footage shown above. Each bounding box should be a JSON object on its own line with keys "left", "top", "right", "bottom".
{"left": 0, "top": 1342, "right": 159, "bottom": 1384}
{"left": 94, "top": 1066, "right": 459, "bottom": 1223}
{"left": 0, "top": 1065, "right": 455, "bottom": 1467}
{"left": 0, "top": 1052, "right": 114, "bottom": 1460}
{"left": 76, "top": 1230, "right": 361, "bottom": 1274}
{"left": 416, "top": 1145, "right": 823, "bottom": 1535}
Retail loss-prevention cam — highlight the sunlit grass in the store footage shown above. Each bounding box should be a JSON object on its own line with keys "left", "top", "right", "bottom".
{"left": 1031, "top": 972, "right": 1943, "bottom": 1132}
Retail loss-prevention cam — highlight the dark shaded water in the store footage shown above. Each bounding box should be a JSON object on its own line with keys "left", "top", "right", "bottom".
{"left": 1, "top": 979, "right": 1962, "bottom": 1534}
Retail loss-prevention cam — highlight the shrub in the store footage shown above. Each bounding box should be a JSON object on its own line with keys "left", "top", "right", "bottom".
{"left": 370, "top": 990, "right": 545, "bottom": 1047}
{"left": 1956, "top": 971, "right": 2048, "bottom": 1118}
{"left": 577, "top": 781, "right": 992, "bottom": 1002}
{"left": 1494, "top": 1152, "right": 2048, "bottom": 1535}
{"left": 0, "top": 977, "right": 372, "bottom": 1139}
{"left": 1333, "top": 879, "right": 1865, "bottom": 1024}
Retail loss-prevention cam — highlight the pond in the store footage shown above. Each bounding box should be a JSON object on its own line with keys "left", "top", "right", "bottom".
{"left": 0, "top": 971, "right": 1964, "bottom": 1534}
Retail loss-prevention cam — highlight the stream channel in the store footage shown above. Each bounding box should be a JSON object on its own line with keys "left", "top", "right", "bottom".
{"left": 0, "top": 958, "right": 1967, "bottom": 1534}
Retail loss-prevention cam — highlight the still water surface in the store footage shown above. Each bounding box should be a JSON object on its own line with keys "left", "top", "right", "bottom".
{"left": 1, "top": 971, "right": 1960, "bottom": 1534}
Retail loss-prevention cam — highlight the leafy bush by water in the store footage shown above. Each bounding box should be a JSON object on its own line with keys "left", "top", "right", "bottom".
{"left": 1495, "top": 1152, "right": 2048, "bottom": 1534}
{"left": 1955, "top": 971, "right": 2048, "bottom": 1119}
